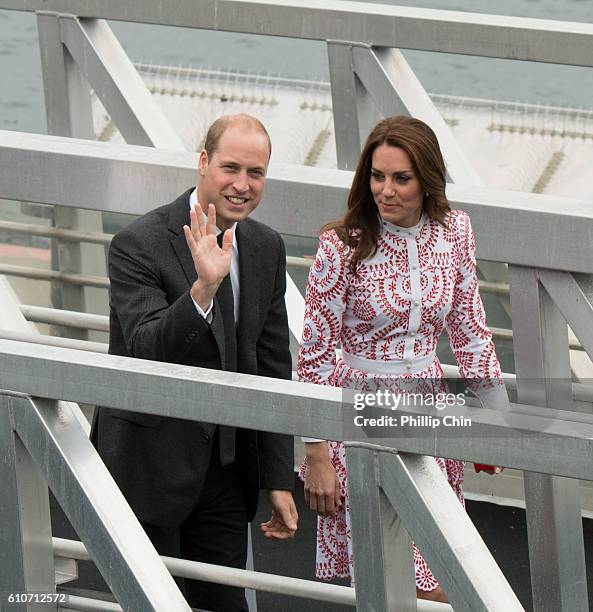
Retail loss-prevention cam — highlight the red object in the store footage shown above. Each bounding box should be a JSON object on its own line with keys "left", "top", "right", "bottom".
{"left": 474, "top": 463, "right": 495, "bottom": 473}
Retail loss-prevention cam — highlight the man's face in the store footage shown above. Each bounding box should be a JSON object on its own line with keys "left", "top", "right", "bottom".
{"left": 197, "top": 126, "right": 270, "bottom": 231}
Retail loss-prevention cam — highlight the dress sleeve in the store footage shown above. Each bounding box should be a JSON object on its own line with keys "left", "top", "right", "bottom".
{"left": 297, "top": 230, "right": 348, "bottom": 386}
{"left": 445, "top": 212, "right": 509, "bottom": 410}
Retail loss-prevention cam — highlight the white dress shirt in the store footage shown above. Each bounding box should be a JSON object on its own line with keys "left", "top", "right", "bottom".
{"left": 189, "top": 188, "right": 240, "bottom": 322}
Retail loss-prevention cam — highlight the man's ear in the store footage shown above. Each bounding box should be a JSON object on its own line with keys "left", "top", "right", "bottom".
{"left": 198, "top": 150, "right": 208, "bottom": 176}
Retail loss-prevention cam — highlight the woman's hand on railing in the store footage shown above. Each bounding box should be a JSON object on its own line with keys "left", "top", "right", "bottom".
{"left": 303, "top": 442, "right": 341, "bottom": 517}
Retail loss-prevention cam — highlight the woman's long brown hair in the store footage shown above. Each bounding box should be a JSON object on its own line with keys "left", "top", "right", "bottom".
{"left": 324, "top": 116, "right": 450, "bottom": 272}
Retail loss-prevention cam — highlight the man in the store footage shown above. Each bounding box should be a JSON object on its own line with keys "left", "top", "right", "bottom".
{"left": 91, "top": 114, "right": 297, "bottom": 611}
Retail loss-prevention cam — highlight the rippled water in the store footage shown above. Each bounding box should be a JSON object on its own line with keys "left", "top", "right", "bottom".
{"left": 1, "top": 0, "right": 593, "bottom": 134}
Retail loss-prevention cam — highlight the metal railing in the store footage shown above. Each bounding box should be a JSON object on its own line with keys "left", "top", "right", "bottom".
{"left": 3, "top": 340, "right": 593, "bottom": 612}
{"left": 2, "top": 132, "right": 593, "bottom": 611}
{"left": 1, "top": 1, "right": 593, "bottom": 610}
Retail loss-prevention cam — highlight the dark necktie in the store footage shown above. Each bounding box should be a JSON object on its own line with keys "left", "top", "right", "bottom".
{"left": 216, "top": 232, "right": 236, "bottom": 465}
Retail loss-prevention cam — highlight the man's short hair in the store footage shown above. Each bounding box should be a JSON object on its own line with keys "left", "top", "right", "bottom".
{"left": 204, "top": 114, "right": 272, "bottom": 160}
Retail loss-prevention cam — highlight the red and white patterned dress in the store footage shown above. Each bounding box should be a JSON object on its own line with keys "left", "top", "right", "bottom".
{"left": 297, "top": 209, "right": 506, "bottom": 591}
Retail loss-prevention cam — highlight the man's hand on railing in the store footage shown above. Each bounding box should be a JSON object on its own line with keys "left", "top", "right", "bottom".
{"left": 260, "top": 490, "right": 298, "bottom": 539}
{"left": 303, "top": 442, "right": 342, "bottom": 517}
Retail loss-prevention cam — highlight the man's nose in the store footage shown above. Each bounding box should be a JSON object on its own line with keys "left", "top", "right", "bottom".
{"left": 233, "top": 171, "right": 249, "bottom": 193}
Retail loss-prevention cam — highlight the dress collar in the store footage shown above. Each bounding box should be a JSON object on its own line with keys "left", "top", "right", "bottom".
{"left": 381, "top": 212, "right": 426, "bottom": 237}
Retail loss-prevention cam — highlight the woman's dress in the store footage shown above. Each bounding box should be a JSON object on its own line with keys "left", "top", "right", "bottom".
{"left": 297, "top": 209, "right": 505, "bottom": 591}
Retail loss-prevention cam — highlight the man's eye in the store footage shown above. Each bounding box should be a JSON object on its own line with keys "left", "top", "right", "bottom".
{"left": 249, "top": 170, "right": 265, "bottom": 177}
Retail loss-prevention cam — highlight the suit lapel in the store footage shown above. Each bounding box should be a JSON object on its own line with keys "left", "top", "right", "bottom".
{"left": 168, "top": 191, "right": 198, "bottom": 286}
{"left": 236, "top": 220, "right": 261, "bottom": 352}
{"left": 168, "top": 189, "right": 226, "bottom": 366}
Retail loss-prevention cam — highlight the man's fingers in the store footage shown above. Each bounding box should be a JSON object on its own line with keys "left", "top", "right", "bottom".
{"left": 259, "top": 510, "right": 296, "bottom": 540}
{"left": 277, "top": 506, "right": 298, "bottom": 532}
{"left": 206, "top": 202, "right": 217, "bottom": 235}
{"left": 221, "top": 228, "right": 234, "bottom": 252}
{"left": 183, "top": 225, "right": 197, "bottom": 254}
{"left": 193, "top": 204, "right": 205, "bottom": 239}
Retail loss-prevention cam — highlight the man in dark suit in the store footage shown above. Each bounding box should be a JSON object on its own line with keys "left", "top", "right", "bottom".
{"left": 91, "top": 114, "right": 297, "bottom": 611}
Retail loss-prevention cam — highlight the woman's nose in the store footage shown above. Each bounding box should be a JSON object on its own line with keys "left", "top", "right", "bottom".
{"left": 383, "top": 180, "right": 396, "bottom": 197}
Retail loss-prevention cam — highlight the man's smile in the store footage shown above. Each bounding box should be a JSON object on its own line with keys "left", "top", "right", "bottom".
{"left": 225, "top": 195, "right": 249, "bottom": 205}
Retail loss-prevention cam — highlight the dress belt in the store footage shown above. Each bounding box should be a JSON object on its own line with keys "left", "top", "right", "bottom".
{"left": 341, "top": 350, "right": 437, "bottom": 376}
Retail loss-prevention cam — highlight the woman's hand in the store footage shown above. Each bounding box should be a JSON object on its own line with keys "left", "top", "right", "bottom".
{"left": 303, "top": 442, "right": 342, "bottom": 516}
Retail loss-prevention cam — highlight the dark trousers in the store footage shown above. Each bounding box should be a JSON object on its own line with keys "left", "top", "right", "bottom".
{"left": 141, "top": 439, "right": 249, "bottom": 612}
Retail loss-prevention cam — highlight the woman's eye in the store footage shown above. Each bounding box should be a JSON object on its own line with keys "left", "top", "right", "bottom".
{"left": 397, "top": 175, "right": 411, "bottom": 183}
{"left": 371, "top": 172, "right": 384, "bottom": 181}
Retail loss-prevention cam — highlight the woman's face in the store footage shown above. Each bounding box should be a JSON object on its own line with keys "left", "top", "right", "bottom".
{"left": 370, "top": 144, "right": 424, "bottom": 228}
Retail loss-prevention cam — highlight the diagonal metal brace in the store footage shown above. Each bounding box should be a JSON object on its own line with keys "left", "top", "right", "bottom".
{"left": 9, "top": 394, "right": 191, "bottom": 611}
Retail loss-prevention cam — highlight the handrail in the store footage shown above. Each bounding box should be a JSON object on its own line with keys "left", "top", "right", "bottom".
{"left": 52, "top": 537, "right": 358, "bottom": 607}
{"left": 0, "top": 3, "right": 591, "bottom": 607}
{"left": 9, "top": 303, "right": 589, "bottom": 351}
{"left": 1, "top": 0, "right": 592, "bottom": 66}
{"left": 2, "top": 131, "right": 593, "bottom": 273}
{"left": 52, "top": 537, "right": 453, "bottom": 611}
{"left": 2, "top": 339, "right": 593, "bottom": 478}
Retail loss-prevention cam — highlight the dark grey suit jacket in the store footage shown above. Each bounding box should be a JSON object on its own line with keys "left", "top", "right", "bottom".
{"left": 91, "top": 189, "right": 293, "bottom": 527}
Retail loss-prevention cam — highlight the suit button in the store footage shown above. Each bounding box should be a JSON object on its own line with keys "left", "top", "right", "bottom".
{"left": 202, "top": 433, "right": 210, "bottom": 442}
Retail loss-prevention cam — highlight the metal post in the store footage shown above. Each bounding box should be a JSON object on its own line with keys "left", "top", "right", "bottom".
{"left": 59, "top": 17, "right": 185, "bottom": 150}
{"left": 246, "top": 524, "right": 258, "bottom": 611}
{"left": 345, "top": 443, "right": 416, "bottom": 612}
{"left": 0, "top": 392, "right": 56, "bottom": 612}
{"left": 509, "top": 265, "right": 589, "bottom": 612}
{"left": 327, "top": 41, "right": 382, "bottom": 171}
{"left": 327, "top": 42, "right": 362, "bottom": 170}
{"left": 37, "top": 12, "right": 108, "bottom": 340}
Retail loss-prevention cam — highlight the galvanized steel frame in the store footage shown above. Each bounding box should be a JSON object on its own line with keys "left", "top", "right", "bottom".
{"left": 2, "top": 340, "right": 593, "bottom": 478}
{"left": 346, "top": 443, "right": 524, "bottom": 611}
{"left": 0, "top": 393, "right": 191, "bottom": 612}
{"left": 0, "top": 1, "right": 592, "bottom": 609}
{"left": 2, "top": 131, "right": 593, "bottom": 273}
{"left": 3, "top": 342, "right": 593, "bottom": 609}
{"left": 36, "top": 12, "right": 109, "bottom": 340}
{"left": 2, "top": 0, "right": 593, "bottom": 66}
{"left": 508, "top": 265, "right": 590, "bottom": 611}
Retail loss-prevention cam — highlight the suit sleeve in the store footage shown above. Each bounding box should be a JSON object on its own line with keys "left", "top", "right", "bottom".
{"left": 256, "top": 233, "right": 295, "bottom": 491}
{"left": 109, "top": 228, "right": 211, "bottom": 362}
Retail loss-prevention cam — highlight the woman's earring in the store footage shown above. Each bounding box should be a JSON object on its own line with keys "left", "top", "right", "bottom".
{"left": 424, "top": 192, "right": 429, "bottom": 197}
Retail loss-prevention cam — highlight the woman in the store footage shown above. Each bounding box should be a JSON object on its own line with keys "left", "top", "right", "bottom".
{"left": 298, "top": 116, "right": 507, "bottom": 602}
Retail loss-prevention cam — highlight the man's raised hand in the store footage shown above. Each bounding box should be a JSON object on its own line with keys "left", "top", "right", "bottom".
{"left": 184, "top": 203, "right": 233, "bottom": 310}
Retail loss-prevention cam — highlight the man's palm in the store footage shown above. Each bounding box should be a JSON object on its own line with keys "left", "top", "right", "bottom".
{"left": 192, "top": 233, "right": 231, "bottom": 285}
{"left": 183, "top": 202, "right": 233, "bottom": 287}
